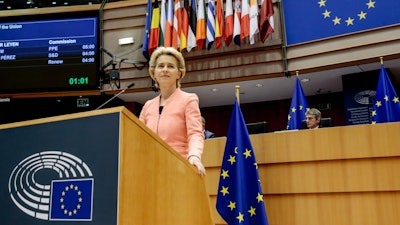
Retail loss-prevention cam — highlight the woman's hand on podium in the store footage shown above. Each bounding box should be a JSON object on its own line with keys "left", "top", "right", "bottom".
{"left": 188, "top": 156, "right": 206, "bottom": 176}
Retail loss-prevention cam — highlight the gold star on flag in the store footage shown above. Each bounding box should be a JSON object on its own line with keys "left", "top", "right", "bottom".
{"left": 288, "top": 114, "right": 291, "bottom": 120}
{"left": 384, "top": 95, "right": 389, "bottom": 101}
{"left": 221, "top": 169, "right": 229, "bottom": 179}
{"left": 322, "top": 10, "right": 331, "bottom": 18}
{"left": 243, "top": 149, "right": 252, "bottom": 159}
{"left": 371, "top": 111, "right": 377, "bottom": 116}
{"left": 346, "top": 17, "right": 354, "bottom": 26}
{"left": 375, "top": 101, "right": 382, "bottom": 107}
{"left": 220, "top": 186, "right": 229, "bottom": 196}
{"left": 291, "top": 107, "right": 296, "bottom": 113}
{"left": 333, "top": 16, "right": 341, "bottom": 25}
{"left": 358, "top": 11, "right": 367, "bottom": 20}
{"left": 393, "top": 97, "right": 399, "bottom": 103}
{"left": 299, "top": 105, "right": 303, "bottom": 110}
{"left": 317, "top": 0, "right": 326, "bottom": 7}
{"left": 228, "top": 155, "right": 236, "bottom": 165}
{"left": 256, "top": 192, "right": 264, "bottom": 203}
{"left": 236, "top": 212, "right": 244, "bottom": 223}
{"left": 228, "top": 201, "right": 236, "bottom": 211}
{"left": 248, "top": 206, "right": 256, "bottom": 216}
{"left": 366, "top": 0, "right": 375, "bottom": 9}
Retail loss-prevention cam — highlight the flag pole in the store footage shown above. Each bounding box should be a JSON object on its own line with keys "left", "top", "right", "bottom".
{"left": 235, "top": 85, "right": 240, "bottom": 104}
{"left": 380, "top": 56, "right": 383, "bottom": 65}
{"left": 296, "top": 70, "right": 299, "bottom": 77}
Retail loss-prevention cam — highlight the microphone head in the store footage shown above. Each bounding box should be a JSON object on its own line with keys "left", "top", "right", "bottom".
{"left": 127, "top": 83, "right": 135, "bottom": 88}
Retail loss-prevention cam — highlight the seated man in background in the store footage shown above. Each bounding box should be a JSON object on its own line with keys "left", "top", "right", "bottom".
{"left": 201, "top": 116, "right": 215, "bottom": 139}
{"left": 305, "top": 108, "right": 322, "bottom": 129}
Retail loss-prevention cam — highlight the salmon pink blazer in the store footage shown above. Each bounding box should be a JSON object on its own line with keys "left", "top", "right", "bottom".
{"left": 139, "top": 88, "right": 204, "bottom": 159}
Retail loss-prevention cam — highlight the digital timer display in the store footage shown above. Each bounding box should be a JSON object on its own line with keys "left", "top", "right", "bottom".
{"left": 0, "top": 11, "right": 100, "bottom": 94}
{"left": 69, "top": 77, "right": 89, "bottom": 85}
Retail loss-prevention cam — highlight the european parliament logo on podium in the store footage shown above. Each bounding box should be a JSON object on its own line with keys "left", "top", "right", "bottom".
{"left": 8, "top": 151, "right": 94, "bottom": 222}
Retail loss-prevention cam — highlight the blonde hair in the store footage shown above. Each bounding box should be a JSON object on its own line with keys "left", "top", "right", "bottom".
{"left": 149, "top": 47, "right": 186, "bottom": 89}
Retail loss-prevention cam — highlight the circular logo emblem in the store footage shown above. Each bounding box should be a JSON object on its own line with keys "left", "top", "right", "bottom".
{"left": 8, "top": 151, "right": 93, "bottom": 220}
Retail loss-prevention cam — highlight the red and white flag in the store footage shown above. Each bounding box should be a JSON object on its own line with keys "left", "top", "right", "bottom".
{"left": 259, "top": 0, "right": 274, "bottom": 42}
{"left": 164, "top": 0, "right": 174, "bottom": 46}
{"left": 172, "top": 0, "right": 182, "bottom": 50}
{"left": 224, "top": 0, "right": 234, "bottom": 46}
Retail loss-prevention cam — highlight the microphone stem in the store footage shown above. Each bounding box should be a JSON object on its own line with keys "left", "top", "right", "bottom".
{"left": 95, "top": 89, "right": 125, "bottom": 110}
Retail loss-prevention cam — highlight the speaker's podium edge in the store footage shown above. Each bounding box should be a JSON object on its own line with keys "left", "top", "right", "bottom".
{"left": 0, "top": 106, "right": 214, "bottom": 225}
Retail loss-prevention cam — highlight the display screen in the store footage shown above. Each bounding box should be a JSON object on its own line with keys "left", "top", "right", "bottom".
{"left": 0, "top": 11, "right": 100, "bottom": 94}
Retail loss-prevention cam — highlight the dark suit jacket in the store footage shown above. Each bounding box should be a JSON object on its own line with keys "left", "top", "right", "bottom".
{"left": 204, "top": 130, "right": 215, "bottom": 139}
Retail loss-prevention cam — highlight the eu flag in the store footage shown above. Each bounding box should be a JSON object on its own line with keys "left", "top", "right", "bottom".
{"left": 142, "top": 0, "right": 153, "bottom": 60}
{"left": 216, "top": 100, "right": 268, "bottom": 225}
{"left": 282, "top": 0, "right": 400, "bottom": 45}
{"left": 371, "top": 65, "right": 400, "bottom": 123}
{"left": 50, "top": 179, "right": 94, "bottom": 221}
{"left": 287, "top": 77, "right": 309, "bottom": 130}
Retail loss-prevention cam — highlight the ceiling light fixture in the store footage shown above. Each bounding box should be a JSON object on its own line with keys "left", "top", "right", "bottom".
{"left": 301, "top": 78, "right": 310, "bottom": 82}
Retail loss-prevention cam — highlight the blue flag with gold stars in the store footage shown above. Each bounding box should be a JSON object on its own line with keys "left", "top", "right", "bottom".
{"left": 282, "top": 0, "right": 400, "bottom": 45}
{"left": 216, "top": 100, "right": 268, "bottom": 225}
{"left": 142, "top": 0, "right": 152, "bottom": 60}
{"left": 371, "top": 65, "right": 400, "bottom": 123}
{"left": 50, "top": 179, "right": 94, "bottom": 221}
{"left": 287, "top": 77, "right": 309, "bottom": 130}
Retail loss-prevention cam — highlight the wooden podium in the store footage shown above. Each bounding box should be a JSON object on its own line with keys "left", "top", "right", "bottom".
{"left": 0, "top": 107, "right": 213, "bottom": 225}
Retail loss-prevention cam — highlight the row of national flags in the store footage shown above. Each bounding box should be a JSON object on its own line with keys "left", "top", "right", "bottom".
{"left": 286, "top": 64, "right": 400, "bottom": 130}
{"left": 142, "top": 0, "right": 274, "bottom": 59}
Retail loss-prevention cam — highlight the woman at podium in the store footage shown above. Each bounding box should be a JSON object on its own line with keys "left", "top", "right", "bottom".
{"left": 139, "top": 47, "right": 206, "bottom": 176}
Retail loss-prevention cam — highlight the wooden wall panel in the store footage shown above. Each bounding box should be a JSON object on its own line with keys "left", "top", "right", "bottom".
{"left": 203, "top": 122, "right": 400, "bottom": 225}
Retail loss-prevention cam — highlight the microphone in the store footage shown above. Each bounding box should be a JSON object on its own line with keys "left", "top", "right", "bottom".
{"left": 95, "top": 82, "right": 135, "bottom": 110}
{"left": 127, "top": 82, "right": 135, "bottom": 89}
